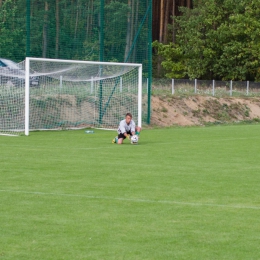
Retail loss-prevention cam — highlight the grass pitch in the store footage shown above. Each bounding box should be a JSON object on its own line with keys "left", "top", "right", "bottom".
{"left": 1, "top": 125, "right": 260, "bottom": 259}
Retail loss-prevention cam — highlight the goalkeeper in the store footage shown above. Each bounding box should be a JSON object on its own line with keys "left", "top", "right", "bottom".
{"left": 112, "top": 112, "right": 141, "bottom": 144}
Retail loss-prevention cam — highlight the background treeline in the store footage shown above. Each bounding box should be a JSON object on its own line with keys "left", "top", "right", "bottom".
{"left": 1, "top": 0, "right": 260, "bottom": 81}
{"left": 153, "top": 0, "right": 260, "bottom": 81}
{"left": 0, "top": 0, "right": 149, "bottom": 66}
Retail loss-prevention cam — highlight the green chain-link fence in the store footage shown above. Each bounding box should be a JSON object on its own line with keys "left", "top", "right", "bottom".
{"left": 0, "top": 0, "right": 152, "bottom": 123}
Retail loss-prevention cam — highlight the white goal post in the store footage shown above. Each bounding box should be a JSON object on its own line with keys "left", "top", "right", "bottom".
{"left": 23, "top": 58, "right": 142, "bottom": 136}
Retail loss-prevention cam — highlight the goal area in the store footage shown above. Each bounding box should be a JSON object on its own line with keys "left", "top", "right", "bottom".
{"left": 0, "top": 58, "right": 142, "bottom": 136}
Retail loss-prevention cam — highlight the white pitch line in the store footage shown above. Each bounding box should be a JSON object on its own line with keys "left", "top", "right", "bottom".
{"left": 0, "top": 134, "right": 19, "bottom": 137}
{"left": 0, "top": 189, "right": 259, "bottom": 210}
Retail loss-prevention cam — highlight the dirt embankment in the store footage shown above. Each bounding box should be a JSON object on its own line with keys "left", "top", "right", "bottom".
{"left": 150, "top": 95, "right": 260, "bottom": 127}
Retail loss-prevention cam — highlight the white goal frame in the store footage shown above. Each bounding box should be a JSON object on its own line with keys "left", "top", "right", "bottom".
{"left": 25, "top": 57, "right": 142, "bottom": 136}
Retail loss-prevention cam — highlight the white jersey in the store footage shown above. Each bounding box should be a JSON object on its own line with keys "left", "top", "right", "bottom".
{"left": 117, "top": 119, "right": 136, "bottom": 134}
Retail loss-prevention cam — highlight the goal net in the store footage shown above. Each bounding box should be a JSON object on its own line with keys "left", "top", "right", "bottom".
{"left": 0, "top": 59, "right": 26, "bottom": 136}
{"left": 0, "top": 58, "right": 142, "bottom": 136}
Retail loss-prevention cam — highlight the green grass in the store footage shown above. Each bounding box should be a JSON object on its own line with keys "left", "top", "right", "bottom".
{"left": 1, "top": 125, "right": 260, "bottom": 259}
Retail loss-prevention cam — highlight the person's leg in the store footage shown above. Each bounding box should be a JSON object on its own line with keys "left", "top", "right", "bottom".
{"left": 117, "top": 133, "right": 125, "bottom": 144}
{"left": 135, "top": 126, "right": 141, "bottom": 135}
{"left": 117, "top": 138, "right": 124, "bottom": 144}
{"left": 112, "top": 136, "right": 118, "bottom": 143}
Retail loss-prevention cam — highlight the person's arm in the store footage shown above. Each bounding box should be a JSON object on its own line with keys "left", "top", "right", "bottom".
{"left": 131, "top": 120, "right": 136, "bottom": 135}
{"left": 119, "top": 120, "right": 129, "bottom": 138}
{"left": 124, "top": 132, "right": 130, "bottom": 139}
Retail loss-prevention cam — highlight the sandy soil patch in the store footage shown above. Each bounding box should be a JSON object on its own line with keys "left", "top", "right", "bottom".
{"left": 150, "top": 95, "right": 260, "bottom": 126}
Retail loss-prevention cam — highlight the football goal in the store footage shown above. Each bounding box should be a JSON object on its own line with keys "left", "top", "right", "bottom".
{"left": 0, "top": 58, "right": 142, "bottom": 136}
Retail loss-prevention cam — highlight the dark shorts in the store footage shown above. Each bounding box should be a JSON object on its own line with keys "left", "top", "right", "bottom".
{"left": 118, "top": 130, "right": 132, "bottom": 139}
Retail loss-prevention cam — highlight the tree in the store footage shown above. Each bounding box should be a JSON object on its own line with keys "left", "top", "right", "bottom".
{"left": 124, "top": 0, "right": 132, "bottom": 61}
{"left": 42, "top": 1, "right": 49, "bottom": 58}
{"left": 152, "top": 0, "right": 193, "bottom": 77}
{"left": 1, "top": 0, "right": 151, "bottom": 65}
{"left": 0, "top": 0, "right": 25, "bottom": 61}
{"left": 213, "top": 0, "right": 260, "bottom": 81}
{"left": 55, "top": 0, "right": 59, "bottom": 58}
{"left": 157, "top": 0, "right": 260, "bottom": 81}
{"left": 152, "top": 0, "right": 193, "bottom": 44}
{"left": 153, "top": 41, "right": 186, "bottom": 78}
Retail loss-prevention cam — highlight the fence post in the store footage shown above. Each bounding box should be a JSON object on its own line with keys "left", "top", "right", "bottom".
{"left": 195, "top": 79, "right": 197, "bottom": 94}
{"left": 212, "top": 80, "right": 215, "bottom": 96}
{"left": 91, "top": 77, "right": 94, "bottom": 94}
{"left": 120, "top": 77, "right": 123, "bottom": 92}
{"left": 172, "top": 79, "right": 175, "bottom": 95}
{"left": 246, "top": 81, "right": 249, "bottom": 96}
{"left": 60, "top": 75, "right": 62, "bottom": 89}
{"left": 230, "top": 80, "right": 232, "bottom": 96}
{"left": 147, "top": 78, "right": 149, "bottom": 93}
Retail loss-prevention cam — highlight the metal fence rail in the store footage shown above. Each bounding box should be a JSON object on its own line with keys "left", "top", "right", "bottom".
{"left": 152, "top": 79, "right": 260, "bottom": 97}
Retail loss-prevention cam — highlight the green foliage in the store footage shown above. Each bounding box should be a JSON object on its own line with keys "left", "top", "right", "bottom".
{"left": 0, "top": 0, "right": 25, "bottom": 61}
{"left": 153, "top": 41, "right": 186, "bottom": 78}
{"left": 157, "top": 0, "right": 260, "bottom": 81}
{"left": 0, "top": 0, "right": 151, "bottom": 69}
{"left": 103, "top": 1, "right": 129, "bottom": 61}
